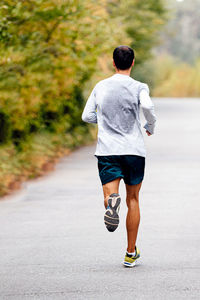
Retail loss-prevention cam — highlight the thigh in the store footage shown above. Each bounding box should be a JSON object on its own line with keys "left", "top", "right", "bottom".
{"left": 97, "top": 155, "right": 124, "bottom": 186}
{"left": 122, "top": 155, "right": 145, "bottom": 186}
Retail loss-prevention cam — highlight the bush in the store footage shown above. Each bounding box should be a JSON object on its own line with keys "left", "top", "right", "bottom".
{"left": 152, "top": 55, "right": 200, "bottom": 97}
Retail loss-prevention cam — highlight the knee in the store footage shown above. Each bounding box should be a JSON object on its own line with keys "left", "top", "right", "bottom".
{"left": 126, "top": 196, "right": 139, "bottom": 209}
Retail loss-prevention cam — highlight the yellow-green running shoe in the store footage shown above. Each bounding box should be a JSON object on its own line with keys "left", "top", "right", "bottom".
{"left": 123, "top": 246, "right": 140, "bottom": 267}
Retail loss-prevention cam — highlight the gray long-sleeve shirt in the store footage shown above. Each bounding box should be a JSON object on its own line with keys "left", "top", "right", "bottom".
{"left": 82, "top": 73, "right": 156, "bottom": 157}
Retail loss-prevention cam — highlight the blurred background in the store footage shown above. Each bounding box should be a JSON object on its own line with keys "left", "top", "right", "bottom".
{"left": 0, "top": 0, "right": 199, "bottom": 197}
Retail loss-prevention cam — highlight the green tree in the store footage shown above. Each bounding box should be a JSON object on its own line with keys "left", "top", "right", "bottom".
{"left": 0, "top": 0, "right": 167, "bottom": 146}
{"left": 0, "top": 0, "right": 116, "bottom": 146}
{"left": 107, "top": 0, "right": 167, "bottom": 65}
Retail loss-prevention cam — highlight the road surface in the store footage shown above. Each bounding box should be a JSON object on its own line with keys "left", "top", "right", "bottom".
{"left": 0, "top": 98, "right": 200, "bottom": 300}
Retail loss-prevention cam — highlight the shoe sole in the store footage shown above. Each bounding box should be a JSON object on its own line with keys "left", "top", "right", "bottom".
{"left": 123, "top": 254, "right": 140, "bottom": 268}
{"left": 104, "top": 193, "right": 121, "bottom": 232}
{"left": 123, "top": 261, "right": 136, "bottom": 267}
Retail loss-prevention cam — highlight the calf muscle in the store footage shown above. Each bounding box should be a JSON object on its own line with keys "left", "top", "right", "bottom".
{"left": 126, "top": 183, "right": 142, "bottom": 253}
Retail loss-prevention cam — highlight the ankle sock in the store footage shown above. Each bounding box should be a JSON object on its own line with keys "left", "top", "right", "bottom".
{"left": 127, "top": 251, "right": 136, "bottom": 256}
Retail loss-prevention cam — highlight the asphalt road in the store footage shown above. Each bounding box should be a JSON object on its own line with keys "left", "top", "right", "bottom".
{"left": 0, "top": 98, "right": 200, "bottom": 300}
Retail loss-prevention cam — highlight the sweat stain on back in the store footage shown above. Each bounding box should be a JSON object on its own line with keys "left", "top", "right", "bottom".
{"left": 101, "top": 83, "right": 137, "bottom": 136}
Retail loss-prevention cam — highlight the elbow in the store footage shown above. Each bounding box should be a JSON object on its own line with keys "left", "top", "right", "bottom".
{"left": 82, "top": 111, "right": 97, "bottom": 124}
{"left": 82, "top": 113, "right": 96, "bottom": 124}
{"left": 141, "top": 103, "right": 154, "bottom": 111}
{"left": 82, "top": 112, "right": 87, "bottom": 123}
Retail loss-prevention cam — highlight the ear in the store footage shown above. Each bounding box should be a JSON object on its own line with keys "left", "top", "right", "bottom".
{"left": 132, "top": 59, "right": 135, "bottom": 67}
{"left": 113, "top": 60, "right": 116, "bottom": 67}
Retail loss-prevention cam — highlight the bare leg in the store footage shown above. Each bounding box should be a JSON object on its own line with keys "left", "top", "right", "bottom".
{"left": 126, "top": 182, "right": 142, "bottom": 253}
{"left": 102, "top": 178, "right": 121, "bottom": 208}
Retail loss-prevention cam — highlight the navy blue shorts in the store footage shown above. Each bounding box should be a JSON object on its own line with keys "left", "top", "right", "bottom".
{"left": 96, "top": 155, "right": 145, "bottom": 186}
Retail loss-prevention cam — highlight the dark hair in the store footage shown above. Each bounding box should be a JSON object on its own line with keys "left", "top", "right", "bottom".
{"left": 113, "top": 45, "right": 135, "bottom": 70}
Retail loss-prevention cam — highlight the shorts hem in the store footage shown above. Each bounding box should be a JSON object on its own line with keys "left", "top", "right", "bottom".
{"left": 124, "top": 176, "right": 144, "bottom": 186}
{"left": 101, "top": 176, "right": 124, "bottom": 186}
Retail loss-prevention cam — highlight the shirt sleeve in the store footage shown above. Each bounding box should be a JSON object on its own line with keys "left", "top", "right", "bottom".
{"left": 82, "top": 86, "right": 97, "bottom": 124}
{"left": 138, "top": 83, "right": 150, "bottom": 95}
{"left": 139, "top": 86, "right": 156, "bottom": 135}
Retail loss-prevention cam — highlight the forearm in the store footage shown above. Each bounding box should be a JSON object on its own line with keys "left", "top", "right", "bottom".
{"left": 143, "top": 112, "right": 156, "bottom": 134}
{"left": 140, "top": 90, "right": 156, "bottom": 134}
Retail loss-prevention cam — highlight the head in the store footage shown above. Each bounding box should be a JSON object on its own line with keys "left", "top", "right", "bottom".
{"left": 113, "top": 45, "right": 135, "bottom": 71}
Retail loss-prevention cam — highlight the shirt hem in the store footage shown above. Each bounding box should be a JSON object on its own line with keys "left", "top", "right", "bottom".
{"left": 94, "top": 152, "right": 146, "bottom": 158}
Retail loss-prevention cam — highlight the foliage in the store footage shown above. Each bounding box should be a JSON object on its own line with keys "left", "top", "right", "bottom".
{"left": 152, "top": 55, "right": 200, "bottom": 97}
{"left": 0, "top": 0, "right": 167, "bottom": 147}
{"left": 0, "top": 0, "right": 115, "bottom": 146}
{"left": 107, "top": 0, "right": 167, "bottom": 77}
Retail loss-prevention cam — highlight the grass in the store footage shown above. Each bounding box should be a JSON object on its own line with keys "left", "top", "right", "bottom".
{"left": 0, "top": 127, "right": 96, "bottom": 197}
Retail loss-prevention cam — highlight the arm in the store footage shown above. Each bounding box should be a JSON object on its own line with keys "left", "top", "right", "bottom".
{"left": 139, "top": 89, "right": 156, "bottom": 135}
{"left": 82, "top": 86, "right": 97, "bottom": 124}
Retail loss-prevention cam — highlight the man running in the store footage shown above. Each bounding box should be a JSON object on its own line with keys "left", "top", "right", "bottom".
{"left": 82, "top": 45, "right": 156, "bottom": 267}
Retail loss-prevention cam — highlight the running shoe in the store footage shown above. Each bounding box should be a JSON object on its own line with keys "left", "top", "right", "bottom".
{"left": 104, "top": 193, "right": 121, "bottom": 232}
{"left": 123, "top": 246, "right": 140, "bottom": 267}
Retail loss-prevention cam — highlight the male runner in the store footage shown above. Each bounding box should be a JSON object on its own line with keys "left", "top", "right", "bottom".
{"left": 82, "top": 45, "right": 156, "bottom": 267}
